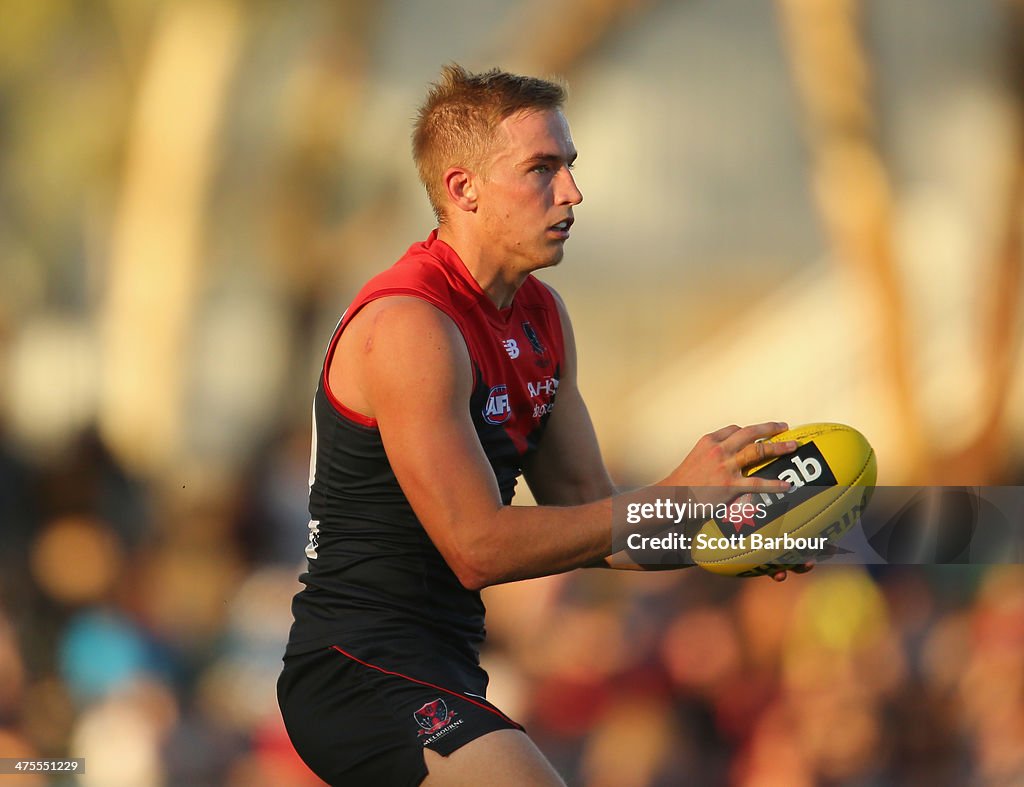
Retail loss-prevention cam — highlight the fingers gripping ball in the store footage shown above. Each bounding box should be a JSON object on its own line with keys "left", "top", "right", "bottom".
{"left": 692, "top": 423, "right": 877, "bottom": 577}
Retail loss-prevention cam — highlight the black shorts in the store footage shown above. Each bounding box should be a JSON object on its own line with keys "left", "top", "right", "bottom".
{"left": 278, "top": 643, "right": 524, "bottom": 786}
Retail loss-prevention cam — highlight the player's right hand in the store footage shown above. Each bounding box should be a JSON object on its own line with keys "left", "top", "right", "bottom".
{"left": 662, "top": 421, "right": 798, "bottom": 503}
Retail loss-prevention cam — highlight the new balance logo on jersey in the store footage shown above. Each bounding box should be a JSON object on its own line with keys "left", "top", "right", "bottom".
{"left": 502, "top": 339, "right": 520, "bottom": 359}
{"left": 482, "top": 384, "right": 512, "bottom": 424}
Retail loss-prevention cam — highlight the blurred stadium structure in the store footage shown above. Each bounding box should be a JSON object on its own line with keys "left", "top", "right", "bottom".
{"left": 0, "top": 0, "right": 1022, "bottom": 784}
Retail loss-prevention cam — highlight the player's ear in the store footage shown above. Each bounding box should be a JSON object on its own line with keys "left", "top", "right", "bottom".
{"left": 443, "top": 167, "right": 478, "bottom": 213}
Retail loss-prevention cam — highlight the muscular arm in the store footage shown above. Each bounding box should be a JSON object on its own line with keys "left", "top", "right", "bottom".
{"left": 335, "top": 296, "right": 613, "bottom": 589}
{"left": 331, "top": 296, "right": 797, "bottom": 590}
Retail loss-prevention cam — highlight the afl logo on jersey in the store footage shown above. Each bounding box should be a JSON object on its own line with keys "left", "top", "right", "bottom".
{"left": 482, "top": 384, "right": 512, "bottom": 425}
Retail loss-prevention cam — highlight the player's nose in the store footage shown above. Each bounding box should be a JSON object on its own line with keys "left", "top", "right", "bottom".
{"left": 558, "top": 167, "right": 583, "bottom": 206}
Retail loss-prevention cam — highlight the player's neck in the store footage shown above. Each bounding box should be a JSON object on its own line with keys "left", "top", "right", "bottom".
{"left": 436, "top": 224, "right": 525, "bottom": 310}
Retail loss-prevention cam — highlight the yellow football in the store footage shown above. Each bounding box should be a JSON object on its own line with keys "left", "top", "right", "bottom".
{"left": 692, "top": 422, "right": 877, "bottom": 577}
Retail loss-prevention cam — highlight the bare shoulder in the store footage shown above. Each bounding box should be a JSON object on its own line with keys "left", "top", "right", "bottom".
{"left": 331, "top": 296, "right": 470, "bottom": 418}
{"left": 349, "top": 295, "right": 460, "bottom": 343}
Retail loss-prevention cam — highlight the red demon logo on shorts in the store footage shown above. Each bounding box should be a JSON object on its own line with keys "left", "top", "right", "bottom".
{"left": 414, "top": 698, "right": 457, "bottom": 736}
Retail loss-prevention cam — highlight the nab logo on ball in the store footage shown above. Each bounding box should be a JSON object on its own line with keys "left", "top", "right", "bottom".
{"left": 758, "top": 444, "right": 836, "bottom": 490}
{"left": 718, "top": 442, "right": 840, "bottom": 537}
{"left": 482, "top": 384, "right": 512, "bottom": 425}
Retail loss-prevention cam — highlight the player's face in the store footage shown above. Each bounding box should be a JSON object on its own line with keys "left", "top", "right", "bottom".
{"left": 477, "top": 108, "right": 582, "bottom": 273}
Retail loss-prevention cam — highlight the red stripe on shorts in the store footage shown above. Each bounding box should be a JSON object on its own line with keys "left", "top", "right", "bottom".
{"left": 329, "top": 645, "right": 522, "bottom": 729}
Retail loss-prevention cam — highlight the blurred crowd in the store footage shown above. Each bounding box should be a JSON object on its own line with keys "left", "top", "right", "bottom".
{"left": 1, "top": 424, "right": 1023, "bottom": 786}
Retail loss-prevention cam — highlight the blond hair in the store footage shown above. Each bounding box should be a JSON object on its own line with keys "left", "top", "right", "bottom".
{"left": 412, "top": 64, "right": 566, "bottom": 222}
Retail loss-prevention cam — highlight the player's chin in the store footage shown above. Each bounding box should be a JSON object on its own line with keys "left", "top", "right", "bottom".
{"left": 524, "top": 251, "right": 565, "bottom": 274}
{"left": 539, "top": 241, "right": 567, "bottom": 267}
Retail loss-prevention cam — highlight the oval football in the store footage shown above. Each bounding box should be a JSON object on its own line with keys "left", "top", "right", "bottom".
{"left": 692, "top": 422, "right": 877, "bottom": 577}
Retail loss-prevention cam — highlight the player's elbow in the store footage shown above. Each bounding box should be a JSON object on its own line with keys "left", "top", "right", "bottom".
{"left": 445, "top": 544, "right": 502, "bottom": 591}
{"left": 449, "top": 555, "right": 495, "bottom": 592}
{"left": 455, "top": 568, "right": 489, "bottom": 592}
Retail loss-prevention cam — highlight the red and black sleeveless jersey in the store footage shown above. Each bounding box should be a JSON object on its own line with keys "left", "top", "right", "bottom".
{"left": 285, "top": 230, "right": 565, "bottom": 659}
